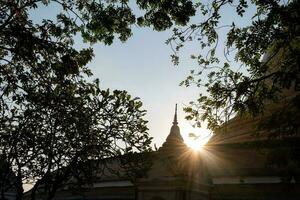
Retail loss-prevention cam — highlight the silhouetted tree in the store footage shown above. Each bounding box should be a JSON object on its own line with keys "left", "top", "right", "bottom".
{"left": 0, "top": 0, "right": 196, "bottom": 199}
{"left": 168, "top": 0, "right": 299, "bottom": 135}
{"left": 168, "top": 0, "right": 300, "bottom": 172}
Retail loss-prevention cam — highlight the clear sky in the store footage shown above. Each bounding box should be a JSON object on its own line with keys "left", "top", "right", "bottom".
{"left": 29, "top": 1, "right": 256, "bottom": 148}
{"left": 79, "top": 5, "right": 255, "bottom": 147}
{"left": 28, "top": 2, "right": 212, "bottom": 148}
{"left": 85, "top": 27, "right": 206, "bottom": 147}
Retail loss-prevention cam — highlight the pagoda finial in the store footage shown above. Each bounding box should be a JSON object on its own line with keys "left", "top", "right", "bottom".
{"left": 173, "top": 104, "right": 178, "bottom": 125}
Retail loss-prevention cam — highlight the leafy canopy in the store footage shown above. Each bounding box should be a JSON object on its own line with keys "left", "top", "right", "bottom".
{"left": 167, "top": 0, "right": 300, "bottom": 136}
{"left": 0, "top": 0, "right": 196, "bottom": 199}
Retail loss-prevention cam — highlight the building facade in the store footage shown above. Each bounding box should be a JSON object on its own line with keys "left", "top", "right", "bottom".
{"left": 33, "top": 105, "right": 299, "bottom": 200}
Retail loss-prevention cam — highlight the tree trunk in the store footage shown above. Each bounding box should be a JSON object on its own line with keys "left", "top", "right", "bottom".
{"left": 15, "top": 178, "right": 23, "bottom": 200}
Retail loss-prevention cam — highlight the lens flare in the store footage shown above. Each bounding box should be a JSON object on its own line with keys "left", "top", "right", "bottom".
{"left": 183, "top": 127, "right": 212, "bottom": 151}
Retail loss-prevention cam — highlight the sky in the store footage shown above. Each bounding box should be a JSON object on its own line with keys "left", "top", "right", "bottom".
{"left": 29, "top": 1, "right": 257, "bottom": 149}
{"left": 86, "top": 27, "right": 206, "bottom": 147}
{"left": 29, "top": 3, "right": 213, "bottom": 148}
{"left": 75, "top": 5, "right": 256, "bottom": 147}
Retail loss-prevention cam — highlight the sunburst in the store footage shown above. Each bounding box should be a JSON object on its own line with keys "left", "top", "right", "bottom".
{"left": 184, "top": 127, "right": 212, "bottom": 151}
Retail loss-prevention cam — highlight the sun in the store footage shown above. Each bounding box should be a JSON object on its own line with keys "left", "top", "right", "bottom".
{"left": 183, "top": 127, "right": 212, "bottom": 151}
{"left": 185, "top": 135, "right": 211, "bottom": 151}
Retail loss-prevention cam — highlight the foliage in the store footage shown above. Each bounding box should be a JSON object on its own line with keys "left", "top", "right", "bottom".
{"left": 167, "top": 0, "right": 300, "bottom": 135}
{"left": 0, "top": 0, "right": 196, "bottom": 199}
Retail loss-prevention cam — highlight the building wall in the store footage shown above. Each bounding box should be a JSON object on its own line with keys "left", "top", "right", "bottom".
{"left": 211, "top": 183, "right": 300, "bottom": 200}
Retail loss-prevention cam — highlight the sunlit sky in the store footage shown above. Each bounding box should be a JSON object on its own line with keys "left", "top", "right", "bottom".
{"left": 30, "top": 2, "right": 256, "bottom": 148}
{"left": 86, "top": 28, "right": 205, "bottom": 147}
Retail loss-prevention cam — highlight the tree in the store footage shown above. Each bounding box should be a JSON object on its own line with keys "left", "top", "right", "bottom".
{"left": 0, "top": 0, "right": 196, "bottom": 199}
{"left": 0, "top": 47, "right": 153, "bottom": 200}
{"left": 168, "top": 0, "right": 299, "bottom": 133}
{"left": 168, "top": 0, "right": 300, "bottom": 169}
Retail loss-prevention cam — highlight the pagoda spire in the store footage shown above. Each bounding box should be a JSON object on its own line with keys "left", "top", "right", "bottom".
{"left": 173, "top": 104, "right": 178, "bottom": 125}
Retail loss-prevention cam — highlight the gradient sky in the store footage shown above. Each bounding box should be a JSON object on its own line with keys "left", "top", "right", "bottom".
{"left": 29, "top": 1, "right": 256, "bottom": 148}
{"left": 79, "top": 7, "right": 255, "bottom": 147}
{"left": 86, "top": 27, "right": 204, "bottom": 147}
